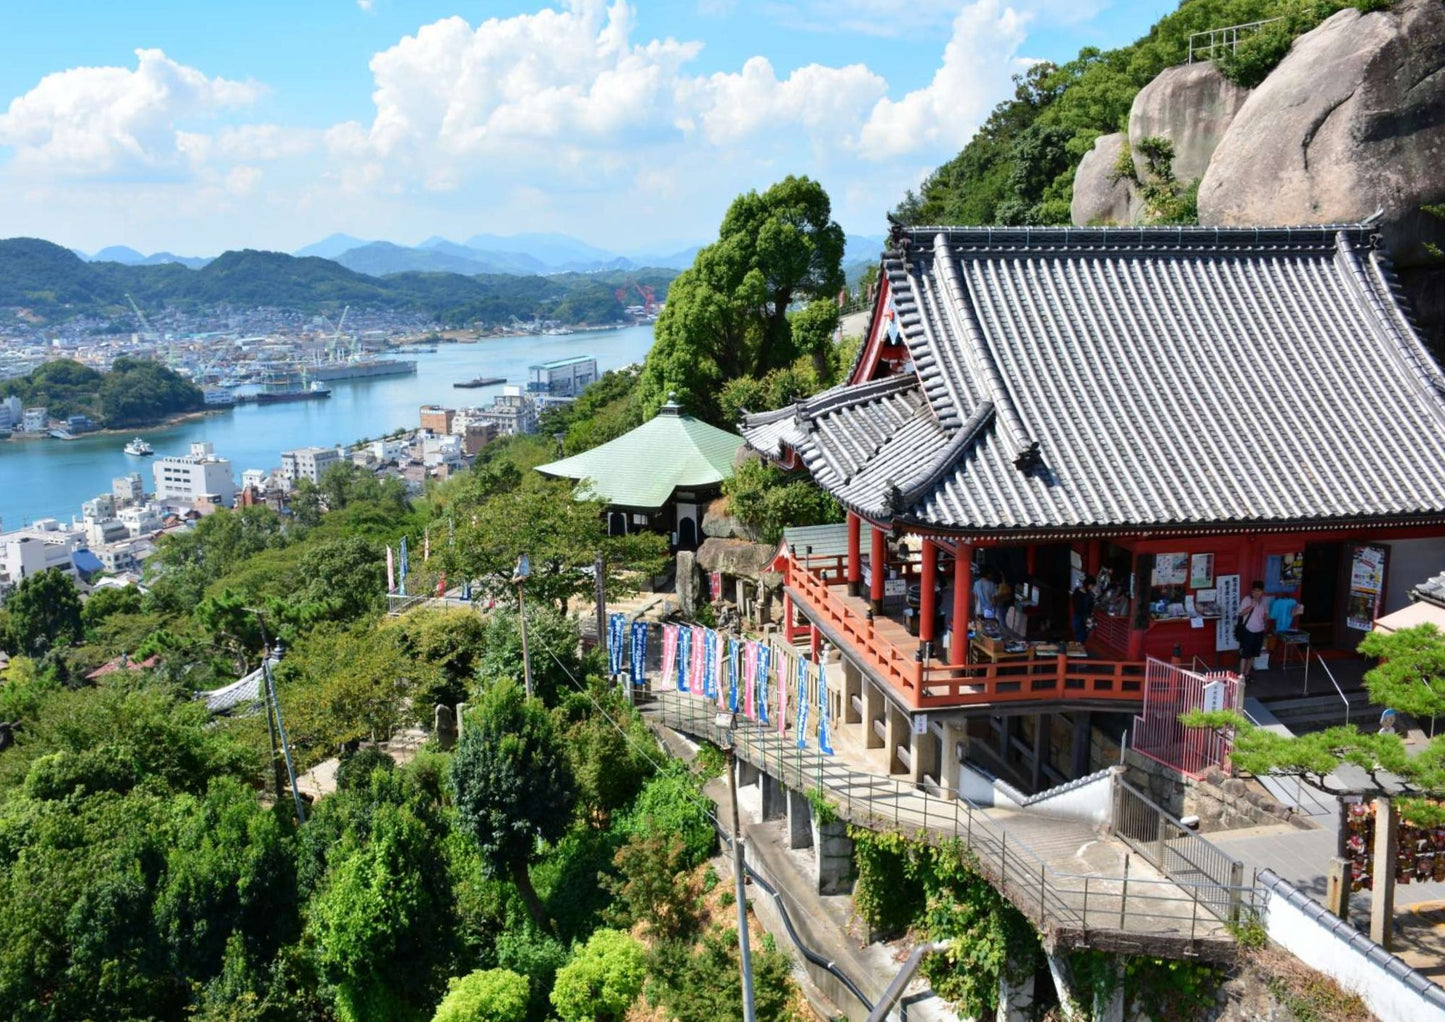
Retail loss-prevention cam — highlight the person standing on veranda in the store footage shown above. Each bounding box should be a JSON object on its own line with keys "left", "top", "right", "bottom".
{"left": 1237, "top": 580, "right": 1272, "bottom": 682}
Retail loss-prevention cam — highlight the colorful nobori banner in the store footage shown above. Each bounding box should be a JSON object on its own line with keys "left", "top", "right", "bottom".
{"left": 794, "top": 654, "right": 810, "bottom": 750}
{"left": 701, "top": 629, "right": 719, "bottom": 700}
{"left": 743, "top": 640, "right": 759, "bottom": 720}
{"left": 756, "top": 643, "right": 771, "bottom": 725}
{"left": 727, "top": 637, "right": 741, "bottom": 714}
{"left": 607, "top": 613, "right": 627, "bottom": 677}
{"left": 398, "top": 535, "right": 409, "bottom": 597}
{"left": 817, "top": 659, "right": 834, "bottom": 756}
{"left": 662, "top": 623, "right": 680, "bottom": 692}
{"left": 777, "top": 646, "right": 789, "bottom": 738}
{"left": 677, "top": 625, "right": 693, "bottom": 692}
{"left": 629, "top": 621, "right": 649, "bottom": 688}
{"left": 689, "top": 626, "right": 706, "bottom": 697}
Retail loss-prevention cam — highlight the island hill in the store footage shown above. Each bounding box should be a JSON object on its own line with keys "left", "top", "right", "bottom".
{"left": 0, "top": 238, "right": 677, "bottom": 330}
{"left": 2, "top": 358, "right": 205, "bottom": 431}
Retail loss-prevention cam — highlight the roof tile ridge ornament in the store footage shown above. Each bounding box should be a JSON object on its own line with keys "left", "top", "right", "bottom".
{"left": 930, "top": 231, "right": 1042, "bottom": 473}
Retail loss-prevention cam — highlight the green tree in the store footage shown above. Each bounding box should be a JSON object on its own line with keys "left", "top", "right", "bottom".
{"left": 385, "top": 608, "right": 489, "bottom": 711}
{"left": 431, "top": 969, "right": 529, "bottom": 1022}
{"left": 722, "top": 457, "right": 843, "bottom": 544}
{"left": 449, "top": 680, "right": 576, "bottom": 933}
{"left": 1358, "top": 624, "right": 1445, "bottom": 727}
{"left": 638, "top": 176, "right": 845, "bottom": 423}
{"left": 443, "top": 481, "right": 666, "bottom": 616}
{"left": 4, "top": 568, "right": 83, "bottom": 657}
{"left": 80, "top": 585, "right": 143, "bottom": 636}
{"left": 549, "top": 929, "right": 646, "bottom": 1022}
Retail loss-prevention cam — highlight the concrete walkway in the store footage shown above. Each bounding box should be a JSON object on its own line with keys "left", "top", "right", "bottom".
{"left": 645, "top": 689, "right": 1242, "bottom": 957}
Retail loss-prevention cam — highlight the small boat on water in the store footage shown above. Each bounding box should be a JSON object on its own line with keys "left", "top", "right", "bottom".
{"left": 124, "top": 437, "right": 154, "bottom": 456}
{"left": 454, "top": 376, "right": 506, "bottom": 389}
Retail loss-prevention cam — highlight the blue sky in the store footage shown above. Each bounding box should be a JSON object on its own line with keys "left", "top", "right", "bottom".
{"left": 0, "top": 1, "right": 1174, "bottom": 255}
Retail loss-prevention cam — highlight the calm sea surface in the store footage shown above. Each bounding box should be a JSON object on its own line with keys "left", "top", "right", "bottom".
{"left": 0, "top": 325, "right": 656, "bottom": 529}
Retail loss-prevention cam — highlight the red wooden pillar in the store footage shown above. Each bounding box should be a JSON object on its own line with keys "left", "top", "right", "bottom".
{"left": 847, "top": 512, "right": 862, "bottom": 596}
{"left": 1025, "top": 543, "right": 1037, "bottom": 577}
{"left": 951, "top": 540, "right": 972, "bottom": 666}
{"left": 1086, "top": 539, "right": 1102, "bottom": 575}
{"left": 870, "top": 524, "right": 886, "bottom": 614}
{"left": 810, "top": 622, "right": 821, "bottom": 661}
{"left": 783, "top": 591, "right": 795, "bottom": 643}
{"left": 920, "top": 539, "right": 938, "bottom": 645}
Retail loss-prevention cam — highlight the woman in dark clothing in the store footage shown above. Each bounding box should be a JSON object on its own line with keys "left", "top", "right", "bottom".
{"left": 1070, "top": 576, "right": 1096, "bottom": 645}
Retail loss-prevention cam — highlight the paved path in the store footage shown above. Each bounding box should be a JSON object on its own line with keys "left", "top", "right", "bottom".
{"left": 645, "top": 689, "right": 1243, "bottom": 957}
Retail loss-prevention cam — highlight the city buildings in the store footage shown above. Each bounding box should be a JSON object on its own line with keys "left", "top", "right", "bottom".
{"left": 419, "top": 405, "right": 455, "bottom": 435}
{"left": 281, "top": 446, "right": 342, "bottom": 485}
{"left": 528, "top": 355, "right": 597, "bottom": 398}
{"left": 0, "top": 519, "right": 83, "bottom": 587}
{"left": 20, "top": 407, "right": 46, "bottom": 432}
{"left": 153, "top": 441, "right": 236, "bottom": 508}
{"left": 112, "top": 473, "right": 145, "bottom": 505}
{"left": 476, "top": 386, "right": 538, "bottom": 436}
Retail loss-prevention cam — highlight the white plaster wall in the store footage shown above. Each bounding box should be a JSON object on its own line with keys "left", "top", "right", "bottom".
{"left": 956, "top": 764, "right": 1113, "bottom": 826}
{"left": 1264, "top": 882, "right": 1445, "bottom": 1022}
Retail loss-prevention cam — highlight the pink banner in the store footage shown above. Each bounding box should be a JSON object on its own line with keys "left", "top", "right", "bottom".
{"left": 661, "top": 624, "right": 678, "bottom": 690}
{"left": 689, "top": 626, "right": 706, "bottom": 699}
{"left": 744, "top": 641, "right": 758, "bottom": 720}
{"left": 716, "top": 635, "right": 728, "bottom": 710}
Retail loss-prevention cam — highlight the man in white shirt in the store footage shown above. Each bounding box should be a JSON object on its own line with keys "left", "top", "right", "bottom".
{"left": 973, "top": 570, "right": 999, "bottom": 621}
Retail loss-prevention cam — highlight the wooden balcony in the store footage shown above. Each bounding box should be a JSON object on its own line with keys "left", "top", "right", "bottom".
{"left": 786, "top": 557, "right": 1146, "bottom": 712}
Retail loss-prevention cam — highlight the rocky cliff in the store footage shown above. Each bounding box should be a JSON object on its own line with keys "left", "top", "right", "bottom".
{"left": 1073, "top": 0, "right": 1445, "bottom": 264}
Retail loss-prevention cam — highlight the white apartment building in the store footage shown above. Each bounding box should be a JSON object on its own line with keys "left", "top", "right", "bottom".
{"left": 422, "top": 433, "right": 464, "bottom": 469}
{"left": 81, "top": 494, "right": 116, "bottom": 522}
{"left": 118, "top": 503, "right": 164, "bottom": 537}
{"left": 0, "top": 520, "right": 83, "bottom": 587}
{"left": 281, "top": 446, "right": 342, "bottom": 485}
{"left": 112, "top": 473, "right": 146, "bottom": 505}
{"left": 476, "top": 387, "right": 538, "bottom": 436}
{"left": 153, "top": 442, "right": 235, "bottom": 508}
{"left": 370, "top": 438, "right": 406, "bottom": 464}
{"left": 21, "top": 407, "right": 47, "bottom": 432}
{"left": 0, "top": 396, "right": 20, "bottom": 429}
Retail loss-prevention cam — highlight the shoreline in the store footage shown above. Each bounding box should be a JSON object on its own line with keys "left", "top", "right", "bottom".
{"left": 4, "top": 408, "right": 223, "bottom": 442}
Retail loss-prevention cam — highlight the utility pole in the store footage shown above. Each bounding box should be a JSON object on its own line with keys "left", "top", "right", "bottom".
{"left": 721, "top": 716, "right": 758, "bottom": 1022}
{"left": 515, "top": 554, "right": 533, "bottom": 699}
{"left": 595, "top": 552, "right": 608, "bottom": 680}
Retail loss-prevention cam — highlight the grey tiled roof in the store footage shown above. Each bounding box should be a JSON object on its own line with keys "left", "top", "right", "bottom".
{"left": 742, "top": 224, "right": 1445, "bottom": 534}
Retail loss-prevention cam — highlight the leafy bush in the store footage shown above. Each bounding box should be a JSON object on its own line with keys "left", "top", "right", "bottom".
{"left": 549, "top": 929, "right": 646, "bottom": 1022}
{"left": 616, "top": 763, "right": 716, "bottom": 868}
{"left": 723, "top": 458, "right": 843, "bottom": 545}
{"left": 431, "top": 968, "right": 529, "bottom": 1022}
{"left": 335, "top": 747, "right": 397, "bottom": 793}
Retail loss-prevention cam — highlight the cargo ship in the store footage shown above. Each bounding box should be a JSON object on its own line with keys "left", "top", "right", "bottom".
{"left": 454, "top": 376, "right": 506, "bottom": 389}
{"left": 306, "top": 358, "right": 417, "bottom": 382}
{"left": 255, "top": 381, "right": 332, "bottom": 405}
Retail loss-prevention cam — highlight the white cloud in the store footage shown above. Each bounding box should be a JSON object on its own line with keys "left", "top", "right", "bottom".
{"left": 860, "top": 0, "right": 1032, "bottom": 155}
{"left": 0, "top": 48, "right": 261, "bottom": 178}
{"left": 357, "top": 0, "right": 376, "bottom": 10}
{"left": 0, "top": 1, "right": 1046, "bottom": 252}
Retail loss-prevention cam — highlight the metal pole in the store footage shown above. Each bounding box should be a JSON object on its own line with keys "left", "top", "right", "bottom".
{"left": 516, "top": 580, "right": 533, "bottom": 700}
{"left": 264, "top": 653, "right": 307, "bottom": 824}
{"left": 727, "top": 746, "right": 758, "bottom": 1022}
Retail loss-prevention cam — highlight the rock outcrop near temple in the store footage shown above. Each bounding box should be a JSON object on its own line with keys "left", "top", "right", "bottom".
{"left": 1070, "top": 132, "right": 1135, "bottom": 226}
{"left": 1197, "top": 0, "right": 1445, "bottom": 262}
{"left": 1128, "top": 62, "right": 1250, "bottom": 186}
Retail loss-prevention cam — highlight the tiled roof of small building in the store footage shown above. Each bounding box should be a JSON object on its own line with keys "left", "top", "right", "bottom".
{"left": 1415, "top": 570, "right": 1445, "bottom": 608}
{"left": 537, "top": 400, "right": 744, "bottom": 509}
{"left": 743, "top": 224, "right": 1445, "bottom": 534}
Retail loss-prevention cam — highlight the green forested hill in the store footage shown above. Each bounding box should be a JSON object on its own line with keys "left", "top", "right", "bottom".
{"left": 0, "top": 239, "right": 676, "bottom": 327}
{"left": 895, "top": 0, "right": 1389, "bottom": 227}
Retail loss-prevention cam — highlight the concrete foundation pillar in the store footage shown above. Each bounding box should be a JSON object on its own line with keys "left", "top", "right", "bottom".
{"left": 863, "top": 679, "right": 884, "bottom": 750}
{"left": 1045, "top": 953, "right": 1077, "bottom": 1021}
{"left": 1031, "top": 712, "right": 1049, "bottom": 791}
{"left": 810, "top": 817, "right": 854, "bottom": 895}
{"left": 996, "top": 965, "right": 1036, "bottom": 1022}
{"left": 736, "top": 760, "right": 760, "bottom": 789}
{"left": 908, "top": 723, "right": 931, "bottom": 787}
{"left": 1371, "top": 797, "right": 1399, "bottom": 950}
{"left": 886, "top": 704, "right": 908, "bottom": 776}
{"left": 1070, "top": 712, "right": 1092, "bottom": 778}
{"left": 842, "top": 658, "right": 862, "bottom": 725}
{"left": 940, "top": 722, "right": 962, "bottom": 798}
{"left": 786, "top": 788, "right": 813, "bottom": 849}
{"left": 761, "top": 772, "right": 787, "bottom": 821}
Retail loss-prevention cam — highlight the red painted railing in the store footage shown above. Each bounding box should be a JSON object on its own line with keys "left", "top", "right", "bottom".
{"left": 787, "top": 559, "right": 1146, "bottom": 711}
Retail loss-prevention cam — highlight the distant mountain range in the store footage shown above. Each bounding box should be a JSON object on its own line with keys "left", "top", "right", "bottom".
{"left": 0, "top": 238, "right": 677, "bottom": 329}
{"left": 68, "top": 229, "right": 888, "bottom": 283}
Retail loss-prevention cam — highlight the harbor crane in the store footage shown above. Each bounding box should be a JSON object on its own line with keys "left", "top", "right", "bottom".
{"left": 125, "top": 293, "right": 160, "bottom": 342}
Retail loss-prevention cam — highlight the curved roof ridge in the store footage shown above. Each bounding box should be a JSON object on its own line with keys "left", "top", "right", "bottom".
{"left": 894, "top": 400, "right": 995, "bottom": 510}
{"left": 899, "top": 222, "right": 1379, "bottom": 252}
{"left": 931, "top": 231, "right": 1040, "bottom": 471}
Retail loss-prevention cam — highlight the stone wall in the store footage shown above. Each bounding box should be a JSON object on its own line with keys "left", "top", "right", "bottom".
{"left": 1122, "top": 749, "right": 1304, "bottom": 833}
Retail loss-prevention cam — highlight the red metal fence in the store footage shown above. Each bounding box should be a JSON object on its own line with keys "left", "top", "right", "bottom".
{"left": 1131, "top": 659, "right": 1242, "bottom": 778}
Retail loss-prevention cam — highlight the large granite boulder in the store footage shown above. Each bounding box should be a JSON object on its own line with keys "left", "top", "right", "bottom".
{"left": 1127, "top": 62, "right": 1250, "bottom": 185}
{"left": 1198, "top": 0, "right": 1445, "bottom": 263}
{"left": 1071, "top": 132, "right": 1135, "bottom": 226}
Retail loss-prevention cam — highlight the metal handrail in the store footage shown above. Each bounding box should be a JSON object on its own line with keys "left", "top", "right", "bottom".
{"left": 1186, "top": 16, "right": 1285, "bottom": 63}
{"left": 1312, "top": 651, "right": 1352, "bottom": 726}
{"left": 649, "top": 688, "right": 1254, "bottom": 944}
